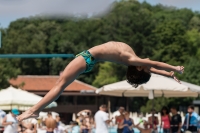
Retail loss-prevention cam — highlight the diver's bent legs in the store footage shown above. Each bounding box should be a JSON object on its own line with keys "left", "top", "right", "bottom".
{"left": 17, "top": 56, "right": 87, "bottom": 121}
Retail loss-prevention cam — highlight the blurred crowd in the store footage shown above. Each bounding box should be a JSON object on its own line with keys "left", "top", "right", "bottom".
{"left": 0, "top": 105, "right": 200, "bottom": 133}
{"left": 0, "top": 108, "right": 96, "bottom": 133}
{"left": 111, "top": 105, "right": 200, "bottom": 133}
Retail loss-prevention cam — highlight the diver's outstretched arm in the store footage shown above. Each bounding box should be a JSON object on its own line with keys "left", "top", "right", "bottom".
{"left": 150, "top": 67, "right": 172, "bottom": 77}
{"left": 130, "top": 57, "right": 184, "bottom": 74}
{"left": 150, "top": 68, "right": 181, "bottom": 83}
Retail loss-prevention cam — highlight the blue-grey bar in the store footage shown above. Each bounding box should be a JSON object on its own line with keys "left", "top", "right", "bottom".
{"left": 0, "top": 54, "right": 75, "bottom": 58}
{"left": 0, "top": 31, "right": 1, "bottom": 48}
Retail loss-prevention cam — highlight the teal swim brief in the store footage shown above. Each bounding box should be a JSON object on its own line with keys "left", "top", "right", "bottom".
{"left": 75, "top": 50, "right": 97, "bottom": 73}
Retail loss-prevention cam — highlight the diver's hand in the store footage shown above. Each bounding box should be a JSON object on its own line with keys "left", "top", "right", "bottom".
{"left": 17, "top": 109, "right": 39, "bottom": 122}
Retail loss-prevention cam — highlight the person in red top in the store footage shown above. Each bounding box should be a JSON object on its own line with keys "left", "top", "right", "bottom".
{"left": 160, "top": 106, "right": 171, "bottom": 133}
{"left": 148, "top": 109, "right": 159, "bottom": 133}
{"left": 115, "top": 107, "right": 125, "bottom": 133}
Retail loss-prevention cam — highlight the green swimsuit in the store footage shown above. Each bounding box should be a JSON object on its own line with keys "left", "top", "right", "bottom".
{"left": 75, "top": 50, "right": 97, "bottom": 73}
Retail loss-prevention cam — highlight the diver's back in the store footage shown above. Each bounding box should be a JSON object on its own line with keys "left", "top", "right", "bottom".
{"left": 89, "top": 41, "right": 136, "bottom": 65}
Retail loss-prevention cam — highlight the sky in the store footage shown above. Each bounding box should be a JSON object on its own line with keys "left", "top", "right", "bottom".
{"left": 0, "top": 0, "right": 200, "bottom": 28}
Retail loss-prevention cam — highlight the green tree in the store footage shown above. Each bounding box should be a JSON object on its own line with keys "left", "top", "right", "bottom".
{"left": 92, "top": 62, "right": 119, "bottom": 87}
{"left": 0, "top": 29, "right": 21, "bottom": 89}
{"left": 152, "top": 20, "right": 189, "bottom": 65}
{"left": 140, "top": 97, "right": 171, "bottom": 113}
{"left": 185, "top": 29, "right": 200, "bottom": 58}
{"left": 0, "top": 59, "right": 21, "bottom": 88}
{"left": 188, "top": 16, "right": 200, "bottom": 31}
{"left": 181, "top": 58, "right": 200, "bottom": 85}
{"left": 140, "top": 97, "right": 194, "bottom": 113}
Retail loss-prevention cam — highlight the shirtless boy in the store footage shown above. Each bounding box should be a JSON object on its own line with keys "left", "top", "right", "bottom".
{"left": 44, "top": 112, "right": 57, "bottom": 133}
{"left": 17, "top": 41, "right": 184, "bottom": 121}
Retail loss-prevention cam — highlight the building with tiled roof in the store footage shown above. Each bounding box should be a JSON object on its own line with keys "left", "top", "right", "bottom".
{"left": 9, "top": 75, "right": 97, "bottom": 95}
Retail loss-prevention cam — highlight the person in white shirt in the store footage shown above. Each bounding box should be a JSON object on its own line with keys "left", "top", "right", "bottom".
{"left": 0, "top": 110, "right": 6, "bottom": 132}
{"left": 0, "top": 109, "right": 6, "bottom": 122}
{"left": 94, "top": 105, "right": 112, "bottom": 133}
{"left": 2, "top": 109, "right": 20, "bottom": 133}
{"left": 54, "top": 115, "right": 66, "bottom": 133}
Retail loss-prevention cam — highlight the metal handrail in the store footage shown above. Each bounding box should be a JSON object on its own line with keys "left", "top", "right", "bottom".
{"left": 0, "top": 54, "right": 75, "bottom": 58}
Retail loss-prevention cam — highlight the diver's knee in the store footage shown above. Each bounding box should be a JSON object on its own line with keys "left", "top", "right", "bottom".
{"left": 55, "top": 75, "right": 64, "bottom": 85}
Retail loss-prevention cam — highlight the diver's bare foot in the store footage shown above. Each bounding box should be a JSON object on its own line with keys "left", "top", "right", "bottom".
{"left": 176, "top": 66, "right": 184, "bottom": 74}
{"left": 17, "top": 109, "right": 39, "bottom": 122}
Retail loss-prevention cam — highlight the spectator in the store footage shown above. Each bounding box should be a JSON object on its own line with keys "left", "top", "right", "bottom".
{"left": 44, "top": 112, "right": 57, "bottom": 133}
{"left": 55, "top": 115, "right": 60, "bottom": 125}
{"left": 116, "top": 107, "right": 125, "bottom": 133}
{"left": 0, "top": 110, "right": 6, "bottom": 123}
{"left": 76, "top": 115, "right": 84, "bottom": 126}
{"left": 94, "top": 104, "right": 112, "bottom": 133}
{"left": 170, "top": 106, "right": 182, "bottom": 133}
{"left": 80, "top": 119, "right": 90, "bottom": 133}
{"left": 148, "top": 109, "right": 158, "bottom": 133}
{"left": 0, "top": 110, "right": 6, "bottom": 133}
{"left": 84, "top": 112, "right": 91, "bottom": 129}
{"left": 183, "top": 105, "right": 199, "bottom": 133}
{"left": 23, "top": 123, "right": 34, "bottom": 133}
{"left": 77, "top": 110, "right": 91, "bottom": 125}
{"left": 2, "top": 109, "right": 20, "bottom": 133}
{"left": 160, "top": 106, "right": 171, "bottom": 133}
{"left": 119, "top": 111, "right": 134, "bottom": 133}
{"left": 89, "top": 116, "right": 95, "bottom": 133}
{"left": 22, "top": 117, "right": 38, "bottom": 133}
{"left": 135, "top": 120, "right": 151, "bottom": 133}
{"left": 66, "top": 121, "right": 80, "bottom": 133}
{"left": 138, "top": 113, "right": 144, "bottom": 125}
{"left": 36, "top": 116, "right": 46, "bottom": 132}
{"left": 54, "top": 115, "right": 66, "bottom": 133}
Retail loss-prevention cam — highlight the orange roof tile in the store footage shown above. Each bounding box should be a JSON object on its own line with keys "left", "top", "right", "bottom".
{"left": 9, "top": 75, "right": 97, "bottom": 92}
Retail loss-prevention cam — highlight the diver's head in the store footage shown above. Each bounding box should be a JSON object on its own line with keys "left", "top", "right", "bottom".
{"left": 126, "top": 66, "right": 151, "bottom": 87}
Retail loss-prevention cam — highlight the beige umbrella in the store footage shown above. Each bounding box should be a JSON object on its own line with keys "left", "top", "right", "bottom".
{"left": 96, "top": 80, "right": 163, "bottom": 98}
{"left": 0, "top": 86, "right": 57, "bottom": 110}
{"left": 96, "top": 74, "right": 199, "bottom": 98}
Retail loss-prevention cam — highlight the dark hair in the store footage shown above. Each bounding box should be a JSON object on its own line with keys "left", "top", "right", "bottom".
{"left": 48, "top": 111, "right": 52, "bottom": 115}
{"left": 87, "top": 112, "right": 90, "bottom": 116}
{"left": 170, "top": 106, "right": 178, "bottom": 111}
{"left": 188, "top": 105, "right": 194, "bottom": 110}
{"left": 70, "top": 121, "right": 78, "bottom": 125}
{"left": 126, "top": 66, "right": 151, "bottom": 88}
{"left": 119, "top": 107, "right": 125, "bottom": 110}
{"left": 124, "top": 111, "right": 130, "bottom": 115}
{"left": 161, "top": 106, "right": 169, "bottom": 116}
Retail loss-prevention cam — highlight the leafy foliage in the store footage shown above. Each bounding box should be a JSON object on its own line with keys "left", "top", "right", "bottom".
{"left": 0, "top": 59, "right": 21, "bottom": 88}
